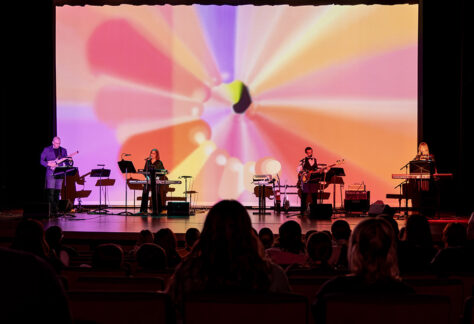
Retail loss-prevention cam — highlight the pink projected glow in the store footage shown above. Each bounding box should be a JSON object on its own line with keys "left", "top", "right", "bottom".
{"left": 56, "top": 4, "right": 418, "bottom": 206}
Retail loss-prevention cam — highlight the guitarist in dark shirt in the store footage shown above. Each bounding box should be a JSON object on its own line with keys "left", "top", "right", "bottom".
{"left": 297, "top": 147, "right": 319, "bottom": 213}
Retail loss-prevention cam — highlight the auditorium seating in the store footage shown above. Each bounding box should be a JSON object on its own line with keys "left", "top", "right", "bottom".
{"left": 71, "top": 275, "right": 165, "bottom": 291}
{"left": 405, "top": 278, "right": 464, "bottom": 324}
{"left": 289, "top": 277, "right": 331, "bottom": 301}
{"left": 184, "top": 293, "right": 308, "bottom": 324}
{"left": 322, "top": 294, "right": 451, "bottom": 324}
{"left": 461, "top": 296, "right": 473, "bottom": 324}
{"left": 68, "top": 291, "right": 173, "bottom": 324}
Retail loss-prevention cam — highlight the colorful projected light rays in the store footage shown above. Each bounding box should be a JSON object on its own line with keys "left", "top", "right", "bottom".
{"left": 56, "top": 4, "right": 418, "bottom": 205}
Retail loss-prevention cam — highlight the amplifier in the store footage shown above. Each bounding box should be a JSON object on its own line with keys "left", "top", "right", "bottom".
{"left": 309, "top": 203, "right": 333, "bottom": 219}
{"left": 345, "top": 191, "right": 369, "bottom": 200}
{"left": 167, "top": 201, "right": 190, "bottom": 216}
{"left": 344, "top": 191, "right": 370, "bottom": 212}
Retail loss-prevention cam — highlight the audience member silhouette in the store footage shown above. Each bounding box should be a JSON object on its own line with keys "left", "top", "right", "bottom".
{"left": 154, "top": 228, "right": 182, "bottom": 268}
{"left": 11, "top": 219, "right": 62, "bottom": 272}
{"left": 378, "top": 214, "right": 400, "bottom": 240}
{"left": 305, "top": 231, "right": 334, "bottom": 271}
{"left": 0, "top": 247, "right": 72, "bottom": 324}
{"left": 45, "top": 225, "right": 77, "bottom": 267}
{"left": 312, "top": 218, "right": 414, "bottom": 322}
{"left": 305, "top": 230, "right": 317, "bottom": 244}
{"left": 136, "top": 243, "right": 168, "bottom": 271}
{"left": 328, "top": 220, "right": 351, "bottom": 271}
{"left": 397, "top": 214, "right": 437, "bottom": 273}
{"left": 178, "top": 228, "right": 200, "bottom": 257}
{"left": 259, "top": 227, "right": 274, "bottom": 250}
{"left": 130, "top": 229, "right": 154, "bottom": 256}
{"left": 431, "top": 223, "right": 474, "bottom": 273}
{"left": 92, "top": 243, "right": 124, "bottom": 270}
{"left": 166, "top": 200, "right": 290, "bottom": 315}
{"left": 266, "top": 220, "right": 306, "bottom": 266}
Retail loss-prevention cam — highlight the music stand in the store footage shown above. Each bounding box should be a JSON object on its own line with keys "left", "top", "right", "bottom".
{"left": 53, "top": 166, "right": 77, "bottom": 178}
{"left": 54, "top": 166, "right": 78, "bottom": 217}
{"left": 326, "top": 167, "right": 345, "bottom": 212}
{"left": 117, "top": 160, "right": 136, "bottom": 216}
{"left": 89, "top": 168, "right": 111, "bottom": 214}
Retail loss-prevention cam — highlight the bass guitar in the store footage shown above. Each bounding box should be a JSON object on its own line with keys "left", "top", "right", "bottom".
{"left": 299, "top": 159, "right": 344, "bottom": 184}
{"left": 48, "top": 150, "right": 79, "bottom": 170}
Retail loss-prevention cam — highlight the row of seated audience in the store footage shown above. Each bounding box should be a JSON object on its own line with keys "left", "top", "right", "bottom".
{"left": 2, "top": 201, "right": 473, "bottom": 323}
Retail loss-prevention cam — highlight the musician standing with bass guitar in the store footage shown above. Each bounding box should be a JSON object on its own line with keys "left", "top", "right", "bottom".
{"left": 297, "top": 146, "right": 319, "bottom": 214}
{"left": 40, "top": 137, "right": 70, "bottom": 216}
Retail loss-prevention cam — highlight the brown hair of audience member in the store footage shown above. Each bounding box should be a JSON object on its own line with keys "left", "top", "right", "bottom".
{"left": 184, "top": 228, "right": 200, "bottom": 249}
{"left": 259, "top": 227, "right": 274, "bottom": 250}
{"left": 92, "top": 243, "right": 124, "bottom": 269}
{"left": 443, "top": 223, "right": 467, "bottom": 247}
{"left": 277, "top": 220, "right": 305, "bottom": 254}
{"left": 349, "top": 218, "right": 399, "bottom": 283}
{"left": 11, "top": 219, "right": 50, "bottom": 259}
{"left": 137, "top": 229, "right": 154, "bottom": 246}
{"left": 405, "top": 214, "right": 433, "bottom": 248}
{"left": 306, "top": 231, "right": 333, "bottom": 264}
{"left": 178, "top": 200, "right": 271, "bottom": 291}
{"left": 136, "top": 243, "right": 167, "bottom": 270}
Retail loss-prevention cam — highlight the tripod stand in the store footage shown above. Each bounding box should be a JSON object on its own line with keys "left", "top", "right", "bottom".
{"left": 117, "top": 159, "right": 136, "bottom": 216}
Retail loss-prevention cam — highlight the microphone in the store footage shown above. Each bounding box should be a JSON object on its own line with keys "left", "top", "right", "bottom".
{"left": 97, "top": 164, "right": 105, "bottom": 167}
{"left": 123, "top": 153, "right": 131, "bottom": 156}
{"left": 144, "top": 157, "right": 151, "bottom": 161}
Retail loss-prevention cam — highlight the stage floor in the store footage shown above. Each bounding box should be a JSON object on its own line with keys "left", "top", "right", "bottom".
{"left": 38, "top": 207, "right": 466, "bottom": 240}
{"left": 0, "top": 207, "right": 467, "bottom": 242}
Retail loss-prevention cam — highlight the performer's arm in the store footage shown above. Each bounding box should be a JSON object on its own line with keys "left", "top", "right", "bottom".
{"left": 40, "top": 148, "right": 54, "bottom": 168}
{"left": 59, "top": 148, "right": 68, "bottom": 166}
{"left": 296, "top": 164, "right": 303, "bottom": 173}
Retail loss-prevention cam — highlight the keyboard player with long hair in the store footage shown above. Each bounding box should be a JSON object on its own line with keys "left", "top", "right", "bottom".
{"left": 140, "top": 148, "right": 165, "bottom": 214}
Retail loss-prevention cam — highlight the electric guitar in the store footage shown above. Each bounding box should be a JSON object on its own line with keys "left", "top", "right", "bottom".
{"left": 299, "top": 159, "right": 344, "bottom": 184}
{"left": 48, "top": 150, "right": 79, "bottom": 170}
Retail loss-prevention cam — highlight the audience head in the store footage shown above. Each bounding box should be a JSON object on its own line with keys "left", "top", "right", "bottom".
{"left": 405, "top": 214, "right": 433, "bottom": 247}
{"left": 188, "top": 200, "right": 270, "bottom": 289}
{"left": 258, "top": 227, "right": 274, "bottom": 250}
{"left": 305, "top": 230, "right": 316, "bottom": 244}
{"left": 45, "top": 226, "right": 63, "bottom": 249}
{"left": 12, "top": 219, "right": 49, "bottom": 258}
{"left": 136, "top": 243, "right": 167, "bottom": 270}
{"left": 185, "top": 228, "right": 201, "bottom": 249}
{"left": 278, "top": 220, "right": 305, "bottom": 254}
{"left": 331, "top": 220, "right": 351, "bottom": 241}
{"left": 443, "top": 223, "right": 467, "bottom": 247}
{"left": 378, "top": 214, "right": 400, "bottom": 239}
{"left": 306, "top": 231, "right": 333, "bottom": 264}
{"left": 137, "top": 229, "right": 154, "bottom": 246}
{"left": 349, "top": 218, "right": 399, "bottom": 283}
{"left": 154, "top": 228, "right": 178, "bottom": 255}
{"left": 322, "top": 230, "right": 332, "bottom": 240}
{"left": 92, "top": 243, "right": 124, "bottom": 269}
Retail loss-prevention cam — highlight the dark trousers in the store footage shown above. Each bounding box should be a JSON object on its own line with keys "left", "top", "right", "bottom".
{"left": 301, "top": 192, "right": 317, "bottom": 212}
{"left": 47, "top": 189, "right": 61, "bottom": 215}
{"left": 140, "top": 185, "right": 163, "bottom": 214}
